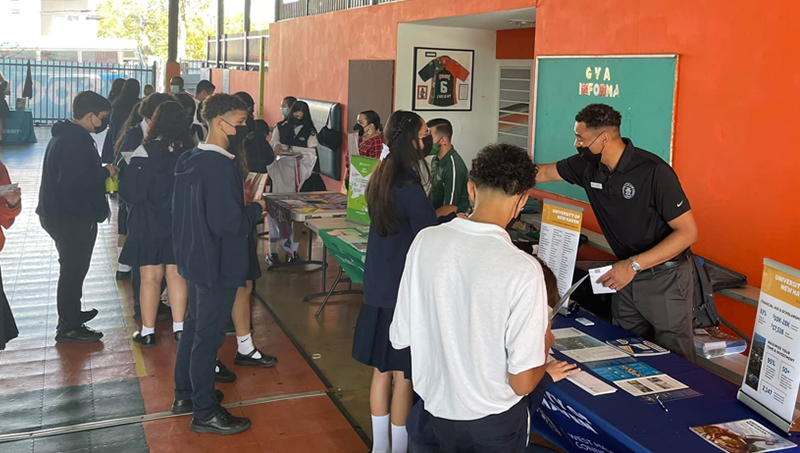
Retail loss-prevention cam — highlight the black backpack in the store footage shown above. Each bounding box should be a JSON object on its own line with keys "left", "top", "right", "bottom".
{"left": 691, "top": 254, "right": 720, "bottom": 329}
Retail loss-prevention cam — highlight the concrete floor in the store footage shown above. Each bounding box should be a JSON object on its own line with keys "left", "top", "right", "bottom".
{"left": 254, "top": 242, "right": 373, "bottom": 438}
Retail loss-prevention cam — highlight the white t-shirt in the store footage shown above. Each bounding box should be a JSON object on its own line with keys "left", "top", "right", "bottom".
{"left": 390, "top": 218, "right": 548, "bottom": 421}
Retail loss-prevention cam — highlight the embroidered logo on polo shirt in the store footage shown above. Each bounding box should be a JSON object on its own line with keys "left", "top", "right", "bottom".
{"left": 622, "top": 182, "right": 636, "bottom": 200}
{"left": 299, "top": 137, "right": 306, "bottom": 142}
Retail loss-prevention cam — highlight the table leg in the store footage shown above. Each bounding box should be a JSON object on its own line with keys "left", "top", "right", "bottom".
{"left": 267, "top": 227, "right": 324, "bottom": 271}
{"left": 316, "top": 267, "right": 343, "bottom": 317}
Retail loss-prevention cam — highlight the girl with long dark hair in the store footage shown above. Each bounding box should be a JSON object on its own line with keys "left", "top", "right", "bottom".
{"left": 266, "top": 100, "right": 318, "bottom": 264}
{"left": 353, "top": 110, "right": 454, "bottom": 453}
{"left": 102, "top": 78, "right": 140, "bottom": 164}
{"left": 120, "top": 101, "right": 193, "bottom": 347}
{"left": 107, "top": 78, "right": 126, "bottom": 105}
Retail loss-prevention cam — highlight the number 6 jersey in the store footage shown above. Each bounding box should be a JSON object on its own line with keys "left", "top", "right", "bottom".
{"left": 418, "top": 56, "right": 470, "bottom": 107}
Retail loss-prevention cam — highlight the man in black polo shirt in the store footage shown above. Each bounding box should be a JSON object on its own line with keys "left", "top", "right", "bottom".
{"left": 536, "top": 104, "right": 699, "bottom": 361}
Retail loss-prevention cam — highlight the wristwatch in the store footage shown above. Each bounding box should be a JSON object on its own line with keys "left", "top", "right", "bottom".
{"left": 629, "top": 257, "right": 641, "bottom": 273}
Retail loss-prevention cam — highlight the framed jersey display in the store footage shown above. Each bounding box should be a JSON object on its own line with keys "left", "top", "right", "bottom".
{"left": 413, "top": 47, "right": 474, "bottom": 112}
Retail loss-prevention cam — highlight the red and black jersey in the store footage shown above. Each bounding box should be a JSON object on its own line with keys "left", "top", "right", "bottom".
{"left": 418, "top": 56, "right": 470, "bottom": 107}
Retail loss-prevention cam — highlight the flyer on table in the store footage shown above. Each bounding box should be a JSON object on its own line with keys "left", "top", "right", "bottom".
{"left": 741, "top": 259, "right": 800, "bottom": 423}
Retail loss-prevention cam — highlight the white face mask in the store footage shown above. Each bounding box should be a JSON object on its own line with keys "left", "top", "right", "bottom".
{"left": 280, "top": 107, "right": 288, "bottom": 117}
{"left": 170, "top": 85, "right": 181, "bottom": 94}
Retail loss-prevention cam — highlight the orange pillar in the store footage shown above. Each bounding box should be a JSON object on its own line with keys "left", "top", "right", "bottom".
{"left": 165, "top": 61, "right": 181, "bottom": 92}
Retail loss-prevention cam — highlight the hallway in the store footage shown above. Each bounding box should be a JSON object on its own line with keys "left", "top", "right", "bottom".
{"left": 0, "top": 129, "right": 368, "bottom": 453}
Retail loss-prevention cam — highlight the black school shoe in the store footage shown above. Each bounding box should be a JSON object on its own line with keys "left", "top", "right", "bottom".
{"left": 132, "top": 331, "right": 156, "bottom": 348}
{"left": 234, "top": 349, "right": 278, "bottom": 368}
{"left": 189, "top": 405, "right": 251, "bottom": 435}
{"left": 174, "top": 330, "right": 183, "bottom": 344}
{"left": 56, "top": 310, "right": 98, "bottom": 331}
{"left": 55, "top": 325, "right": 103, "bottom": 344}
{"left": 171, "top": 389, "right": 224, "bottom": 415}
{"left": 214, "top": 359, "right": 237, "bottom": 383}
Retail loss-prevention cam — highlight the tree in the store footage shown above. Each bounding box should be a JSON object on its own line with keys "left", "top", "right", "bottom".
{"left": 97, "top": 0, "right": 269, "bottom": 61}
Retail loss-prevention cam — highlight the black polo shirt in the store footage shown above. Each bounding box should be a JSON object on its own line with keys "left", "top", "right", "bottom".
{"left": 556, "top": 138, "right": 691, "bottom": 260}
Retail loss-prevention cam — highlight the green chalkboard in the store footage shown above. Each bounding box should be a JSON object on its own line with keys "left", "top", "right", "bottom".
{"left": 532, "top": 55, "right": 678, "bottom": 202}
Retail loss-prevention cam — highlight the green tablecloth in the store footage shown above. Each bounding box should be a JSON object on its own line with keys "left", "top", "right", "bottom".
{"left": 2, "top": 110, "right": 37, "bottom": 144}
{"left": 319, "top": 228, "right": 367, "bottom": 285}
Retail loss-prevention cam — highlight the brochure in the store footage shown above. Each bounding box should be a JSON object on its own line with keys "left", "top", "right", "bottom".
{"left": 613, "top": 374, "right": 688, "bottom": 397}
{"left": 585, "top": 357, "right": 663, "bottom": 382}
{"left": 690, "top": 419, "right": 796, "bottom": 453}
{"left": 606, "top": 337, "right": 669, "bottom": 357}
{"left": 0, "top": 183, "right": 18, "bottom": 196}
{"left": 589, "top": 265, "right": 616, "bottom": 294}
{"left": 551, "top": 328, "right": 629, "bottom": 363}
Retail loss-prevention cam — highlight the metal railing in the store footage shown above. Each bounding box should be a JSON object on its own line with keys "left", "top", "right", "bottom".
{"left": 277, "top": 0, "right": 408, "bottom": 21}
{"left": 0, "top": 59, "right": 156, "bottom": 124}
{"left": 206, "top": 31, "right": 268, "bottom": 70}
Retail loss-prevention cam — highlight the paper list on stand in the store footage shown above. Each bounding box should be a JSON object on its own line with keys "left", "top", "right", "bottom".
{"left": 537, "top": 200, "right": 585, "bottom": 297}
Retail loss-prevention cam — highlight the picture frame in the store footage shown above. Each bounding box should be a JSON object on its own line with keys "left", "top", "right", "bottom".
{"left": 412, "top": 47, "right": 475, "bottom": 112}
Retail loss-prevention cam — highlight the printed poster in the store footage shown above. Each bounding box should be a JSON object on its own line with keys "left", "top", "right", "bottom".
{"left": 741, "top": 259, "right": 800, "bottom": 424}
{"left": 412, "top": 47, "right": 474, "bottom": 112}
{"left": 347, "top": 156, "right": 378, "bottom": 224}
{"left": 537, "top": 199, "right": 584, "bottom": 297}
{"left": 690, "top": 419, "right": 796, "bottom": 453}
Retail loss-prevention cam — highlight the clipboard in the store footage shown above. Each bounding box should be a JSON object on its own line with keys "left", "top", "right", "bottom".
{"left": 549, "top": 275, "right": 589, "bottom": 322}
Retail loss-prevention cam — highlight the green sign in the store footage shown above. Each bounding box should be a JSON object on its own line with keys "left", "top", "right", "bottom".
{"left": 532, "top": 55, "right": 678, "bottom": 202}
{"left": 347, "top": 156, "right": 378, "bottom": 224}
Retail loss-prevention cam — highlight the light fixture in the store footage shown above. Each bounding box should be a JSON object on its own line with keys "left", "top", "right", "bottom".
{"left": 507, "top": 19, "right": 534, "bottom": 27}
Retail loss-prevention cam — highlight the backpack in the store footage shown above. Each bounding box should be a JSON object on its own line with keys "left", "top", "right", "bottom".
{"left": 691, "top": 253, "right": 721, "bottom": 328}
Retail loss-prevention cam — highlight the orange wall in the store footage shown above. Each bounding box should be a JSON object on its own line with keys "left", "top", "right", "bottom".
{"left": 263, "top": 0, "right": 537, "bottom": 190}
{"left": 533, "top": 0, "right": 800, "bottom": 336}
{"left": 497, "top": 28, "right": 535, "bottom": 59}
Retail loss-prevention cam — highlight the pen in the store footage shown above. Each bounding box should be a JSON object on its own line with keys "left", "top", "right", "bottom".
{"left": 655, "top": 395, "right": 668, "bottom": 413}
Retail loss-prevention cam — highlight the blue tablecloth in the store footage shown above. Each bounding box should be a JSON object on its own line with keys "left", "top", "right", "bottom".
{"left": 533, "top": 310, "right": 800, "bottom": 452}
{"left": 1, "top": 110, "right": 37, "bottom": 144}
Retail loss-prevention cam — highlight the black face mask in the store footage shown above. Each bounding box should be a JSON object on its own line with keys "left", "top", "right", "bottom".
{"left": 419, "top": 134, "right": 433, "bottom": 157}
{"left": 223, "top": 119, "right": 248, "bottom": 152}
{"left": 94, "top": 116, "right": 109, "bottom": 134}
{"left": 576, "top": 133, "right": 604, "bottom": 165}
{"left": 290, "top": 116, "right": 303, "bottom": 126}
{"left": 353, "top": 124, "right": 364, "bottom": 137}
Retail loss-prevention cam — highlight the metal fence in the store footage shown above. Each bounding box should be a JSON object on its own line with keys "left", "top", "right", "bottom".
{"left": 0, "top": 59, "right": 156, "bottom": 124}
{"left": 276, "top": 0, "right": 407, "bottom": 21}
{"left": 206, "top": 31, "right": 268, "bottom": 70}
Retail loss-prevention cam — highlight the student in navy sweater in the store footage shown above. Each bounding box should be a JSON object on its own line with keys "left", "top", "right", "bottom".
{"left": 38, "top": 91, "right": 117, "bottom": 344}
{"left": 171, "top": 93, "right": 265, "bottom": 435}
{"left": 353, "top": 110, "right": 456, "bottom": 453}
{"left": 120, "top": 101, "right": 194, "bottom": 348}
{"left": 114, "top": 92, "right": 174, "bottom": 281}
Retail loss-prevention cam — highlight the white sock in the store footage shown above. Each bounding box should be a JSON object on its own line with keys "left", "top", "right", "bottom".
{"left": 237, "top": 333, "right": 262, "bottom": 358}
{"left": 117, "top": 247, "right": 131, "bottom": 272}
{"left": 173, "top": 322, "right": 184, "bottom": 333}
{"left": 269, "top": 241, "right": 278, "bottom": 254}
{"left": 291, "top": 241, "right": 300, "bottom": 253}
{"left": 391, "top": 424, "right": 408, "bottom": 453}
{"left": 141, "top": 325, "right": 155, "bottom": 336}
{"left": 371, "top": 414, "right": 391, "bottom": 453}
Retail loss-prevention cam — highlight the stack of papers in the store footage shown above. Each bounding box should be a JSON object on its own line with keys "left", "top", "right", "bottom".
{"left": 584, "top": 357, "right": 688, "bottom": 397}
{"left": 547, "top": 356, "right": 616, "bottom": 396}
{"left": 693, "top": 328, "right": 747, "bottom": 359}
{"left": 327, "top": 229, "right": 368, "bottom": 253}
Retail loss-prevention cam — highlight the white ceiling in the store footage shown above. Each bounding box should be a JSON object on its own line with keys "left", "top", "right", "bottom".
{"left": 408, "top": 7, "right": 536, "bottom": 31}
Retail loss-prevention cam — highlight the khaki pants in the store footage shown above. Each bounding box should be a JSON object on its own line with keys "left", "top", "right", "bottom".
{"left": 612, "top": 258, "right": 696, "bottom": 362}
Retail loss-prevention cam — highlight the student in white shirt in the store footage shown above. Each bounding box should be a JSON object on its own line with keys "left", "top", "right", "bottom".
{"left": 390, "top": 143, "right": 568, "bottom": 452}
{"left": 266, "top": 100, "right": 318, "bottom": 264}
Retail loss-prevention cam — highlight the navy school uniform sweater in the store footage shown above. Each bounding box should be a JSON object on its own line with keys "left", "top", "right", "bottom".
{"left": 172, "top": 144, "right": 264, "bottom": 289}
{"left": 37, "top": 120, "right": 109, "bottom": 223}
{"left": 363, "top": 171, "right": 456, "bottom": 309}
{"left": 119, "top": 139, "right": 181, "bottom": 242}
{"left": 245, "top": 116, "right": 275, "bottom": 173}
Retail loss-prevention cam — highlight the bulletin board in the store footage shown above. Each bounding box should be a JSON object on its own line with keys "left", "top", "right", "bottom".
{"left": 532, "top": 55, "right": 679, "bottom": 202}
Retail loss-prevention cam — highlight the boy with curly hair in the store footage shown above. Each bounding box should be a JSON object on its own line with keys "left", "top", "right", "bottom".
{"left": 391, "top": 143, "right": 577, "bottom": 452}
